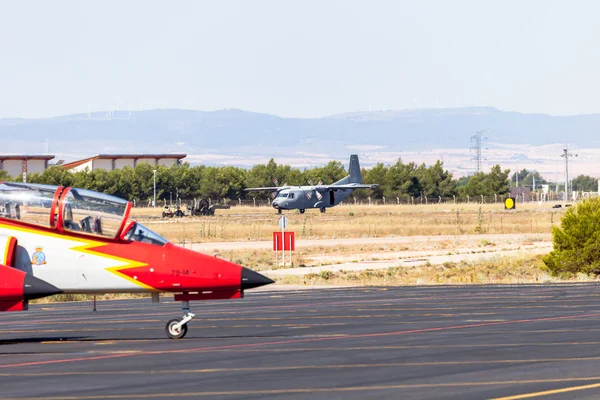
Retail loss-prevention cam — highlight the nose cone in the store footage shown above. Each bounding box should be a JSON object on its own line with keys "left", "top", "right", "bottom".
{"left": 241, "top": 267, "right": 274, "bottom": 290}
{"left": 23, "top": 274, "right": 62, "bottom": 301}
{"left": 272, "top": 202, "right": 278, "bottom": 208}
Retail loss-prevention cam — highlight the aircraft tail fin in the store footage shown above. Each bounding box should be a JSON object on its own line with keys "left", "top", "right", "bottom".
{"left": 348, "top": 154, "right": 362, "bottom": 184}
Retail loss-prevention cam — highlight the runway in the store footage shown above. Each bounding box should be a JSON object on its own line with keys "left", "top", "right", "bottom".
{"left": 3, "top": 284, "right": 600, "bottom": 399}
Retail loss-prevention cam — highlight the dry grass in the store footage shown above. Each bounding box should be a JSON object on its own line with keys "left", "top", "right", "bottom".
{"left": 31, "top": 292, "right": 151, "bottom": 304}
{"left": 273, "top": 254, "right": 598, "bottom": 286}
{"left": 130, "top": 203, "right": 565, "bottom": 243}
{"left": 205, "top": 236, "right": 549, "bottom": 271}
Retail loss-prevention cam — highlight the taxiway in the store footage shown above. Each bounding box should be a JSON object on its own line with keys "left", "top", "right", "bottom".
{"left": 2, "top": 284, "right": 600, "bottom": 399}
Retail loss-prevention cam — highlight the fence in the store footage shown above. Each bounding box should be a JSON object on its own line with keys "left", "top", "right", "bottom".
{"left": 130, "top": 190, "right": 600, "bottom": 208}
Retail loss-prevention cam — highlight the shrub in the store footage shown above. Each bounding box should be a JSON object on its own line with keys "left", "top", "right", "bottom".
{"left": 543, "top": 197, "right": 600, "bottom": 277}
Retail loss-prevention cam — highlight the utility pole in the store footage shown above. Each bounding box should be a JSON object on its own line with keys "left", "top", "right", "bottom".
{"left": 153, "top": 169, "right": 157, "bottom": 207}
{"left": 561, "top": 147, "right": 577, "bottom": 201}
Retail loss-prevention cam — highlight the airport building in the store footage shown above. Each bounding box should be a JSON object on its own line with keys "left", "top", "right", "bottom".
{"left": 62, "top": 154, "right": 187, "bottom": 172}
{"left": 0, "top": 154, "right": 55, "bottom": 179}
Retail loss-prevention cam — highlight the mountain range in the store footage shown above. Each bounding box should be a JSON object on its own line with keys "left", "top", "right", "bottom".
{"left": 2, "top": 107, "right": 600, "bottom": 179}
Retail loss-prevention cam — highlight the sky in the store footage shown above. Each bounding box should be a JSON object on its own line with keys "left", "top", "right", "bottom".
{"left": 1, "top": 0, "right": 599, "bottom": 119}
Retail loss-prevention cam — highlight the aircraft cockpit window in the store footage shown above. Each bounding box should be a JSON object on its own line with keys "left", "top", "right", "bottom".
{"left": 0, "top": 182, "right": 58, "bottom": 228}
{"left": 61, "top": 188, "right": 129, "bottom": 239}
{"left": 124, "top": 222, "right": 168, "bottom": 246}
{"left": 276, "top": 192, "right": 289, "bottom": 198}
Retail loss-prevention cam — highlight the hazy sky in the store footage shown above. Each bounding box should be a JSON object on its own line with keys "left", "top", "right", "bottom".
{"left": 1, "top": 0, "right": 598, "bottom": 119}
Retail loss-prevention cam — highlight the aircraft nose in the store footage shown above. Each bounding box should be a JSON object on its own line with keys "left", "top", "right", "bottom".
{"left": 272, "top": 202, "right": 278, "bottom": 208}
{"left": 241, "top": 267, "right": 274, "bottom": 290}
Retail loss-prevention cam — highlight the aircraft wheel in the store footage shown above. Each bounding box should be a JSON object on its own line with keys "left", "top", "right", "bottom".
{"left": 166, "top": 318, "right": 188, "bottom": 339}
{"left": 278, "top": 209, "right": 282, "bottom": 214}
{"left": 300, "top": 209, "right": 305, "bottom": 214}
{"left": 320, "top": 207, "right": 326, "bottom": 213}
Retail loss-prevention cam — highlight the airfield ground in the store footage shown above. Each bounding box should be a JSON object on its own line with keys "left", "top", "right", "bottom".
{"left": 4, "top": 203, "right": 600, "bottom": 399}
{"left": 128, "top": 202, "right": 593, "bottom": 286}
{"left": 5, "top": 285, "right": 600, "bottom": 399}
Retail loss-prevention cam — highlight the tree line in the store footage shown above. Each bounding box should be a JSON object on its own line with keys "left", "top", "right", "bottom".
{"left": 0, "top": 158, "right": 596, "bottom": 203}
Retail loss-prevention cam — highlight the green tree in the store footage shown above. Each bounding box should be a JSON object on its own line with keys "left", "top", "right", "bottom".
{"left": 0, "top": 170, "right": 15, "bottom": 181}
{"left": 485, "top": 165, "right": 511, "bottom": 195}
{"left": 217, "top": 166, "right": 246, "bottom": 199}
{"left": 36, "top": 166, "right": 75, "bottom": 186}
{"left": 543, "top": 197, "right": 600, "bottom": 276}
{"left": 384, "top": 159, "right": 422, "bottom": 197}
{"left": 518, "top": 170, "right": 547, "bottom": 189}
{"left": 422, "top": 160, "right": 457, "bottom": 197}
{"left": 459, "top": 172, "right": 486, "bottom": 197}
{"left": 511, "top": 168, "right": 529, "bottom": 186}
{"left": 363, "top": 163, "right": 387, "bottom": 199}
{"left": 304, "top": 160, "right": 346, "bottom": 185}
{"left": 572, "top": 175, "right": 598, "bottom": 192}
{"left": 245, "top": 159, "right": 280, "bottom": 198}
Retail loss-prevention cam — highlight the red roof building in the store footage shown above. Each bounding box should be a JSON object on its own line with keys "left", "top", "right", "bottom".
{"left": 62, "top": 154, "right": 187, "bottom": 172}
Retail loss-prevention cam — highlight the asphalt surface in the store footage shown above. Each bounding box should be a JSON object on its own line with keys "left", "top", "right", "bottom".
{"left": 2, "top": 284, "right": 600, "bottom": 399}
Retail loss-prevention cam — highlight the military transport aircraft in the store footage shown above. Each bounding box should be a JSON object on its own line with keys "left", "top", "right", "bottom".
{"left": 244, "top": 154, "right": 378, "bottom": 213}
{"left": 0, "top": 182, "right": 273, "bottom": 339}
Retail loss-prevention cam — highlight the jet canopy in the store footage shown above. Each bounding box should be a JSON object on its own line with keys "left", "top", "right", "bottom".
{"left": 0, "top": 182, "right": 135, "bottom": 241}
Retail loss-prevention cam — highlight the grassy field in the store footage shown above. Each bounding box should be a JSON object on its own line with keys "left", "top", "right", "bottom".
{"left": 130, "top": 202, "right": 566, "bottom": 244}
{"left": 273, "top": 253, "right": 598, "bottom": 286}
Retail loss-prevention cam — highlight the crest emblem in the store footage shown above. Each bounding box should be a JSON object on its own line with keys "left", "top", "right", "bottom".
{"left": 31, "top": 248, "right": 47, "bottom": 265}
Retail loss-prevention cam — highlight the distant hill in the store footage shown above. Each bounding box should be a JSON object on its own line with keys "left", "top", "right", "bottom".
{"left": 2, "top": 107, "right": 600, "bottom": 176}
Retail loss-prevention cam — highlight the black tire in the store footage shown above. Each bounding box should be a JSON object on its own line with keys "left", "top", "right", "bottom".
{"left": 165, "top": 318, "right": 188, "bottom": 339}
{"left": 320, "top": 207, "right": 326, "bottom": 213}
{"left": 300, "top": 209, "right": 305, "bottom": 214}
{"left": 278, "top": 209, "right": 282, "bottom": 214}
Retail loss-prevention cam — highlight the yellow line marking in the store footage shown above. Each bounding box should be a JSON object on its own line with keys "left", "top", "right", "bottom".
{"left": 5, "top": 377, "right": 600, "bottom": 399}
{"left": 3, "top": 357, "right": 600, "bottom": 376}
{"left": 492, "top": 382, "right": 600, "bottom": 399}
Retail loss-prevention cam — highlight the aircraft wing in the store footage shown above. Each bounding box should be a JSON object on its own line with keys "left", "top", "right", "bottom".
{"left": 243, "top": 187, "right": 283, "bottom": 192}
{"left": 310, "top": 183, "right": 379, "bottom": 190}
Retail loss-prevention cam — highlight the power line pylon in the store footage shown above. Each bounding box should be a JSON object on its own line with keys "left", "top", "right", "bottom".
{"left": 470, "top": 130, "right": 486, "bottom": 173}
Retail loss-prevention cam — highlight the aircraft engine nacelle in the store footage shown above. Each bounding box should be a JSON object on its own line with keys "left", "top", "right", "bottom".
{"left": 0, "top": 264, "right": 62, "bottom": 312}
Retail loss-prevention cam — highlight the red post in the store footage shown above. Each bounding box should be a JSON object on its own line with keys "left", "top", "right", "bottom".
{"left": 274, "top": 232, "right": 294, "bottom": 265}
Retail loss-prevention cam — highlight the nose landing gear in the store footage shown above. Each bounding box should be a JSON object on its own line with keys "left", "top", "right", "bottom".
{"left": 165, "top": 300, "right": 196, "bottom": 339}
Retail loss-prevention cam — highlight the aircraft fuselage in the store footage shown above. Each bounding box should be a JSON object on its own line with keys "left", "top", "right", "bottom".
{"left": 271, "top": 187, "right": 353, "bottom": 212}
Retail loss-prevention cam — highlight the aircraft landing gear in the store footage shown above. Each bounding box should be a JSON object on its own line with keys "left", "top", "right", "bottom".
{"left": 165, "top": 300, "right": 195, "bottom": 339}
{"left": 320, "top": 207, "right": 326, "bottom": 213}
{"left": 278, "top": 209, "right": 282, "bottom": 214}
{"left": 299, "top": 209, "right": 305, "bottom": 214}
